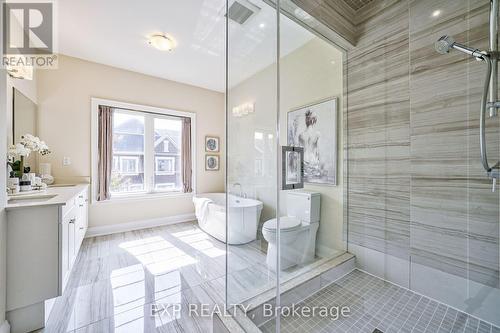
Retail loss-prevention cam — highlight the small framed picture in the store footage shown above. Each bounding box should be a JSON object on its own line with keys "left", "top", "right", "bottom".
{"left": 205, "top": 155, "right": 220, "bottom": 171}
{"left": 205, "top": 136, "right": 220, "bottom": 152}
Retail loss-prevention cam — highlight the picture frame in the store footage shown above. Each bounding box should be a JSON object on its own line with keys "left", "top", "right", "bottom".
{"left": 287, "top": 97, "right": 337, "bottom": 186}
{"left": 205, "top": 155, "right": 220, "bottom": 171}
{"left": 205, "top": 136, "right": 220, "bottom": 152}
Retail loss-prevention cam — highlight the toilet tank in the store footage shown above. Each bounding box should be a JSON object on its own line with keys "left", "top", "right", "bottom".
{"left": 286, "top": 191, "right": 320, "bottom": 224}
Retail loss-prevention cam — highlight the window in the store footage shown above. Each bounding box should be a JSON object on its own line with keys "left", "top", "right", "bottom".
{"left": 163, "top": 141, "right": 170, "bottom": 152}
{"left": 110, "top": 112, "right": 145, "bottom": 193}
{"left": 155, "top": 183, "right": 176, "bottom": 190}
{"left": 155, "top": 156, "right": 175, "bottom": 175}
{"left": 120, "top": 157, "right": 140, "bottom": 175}
{"left": 154, "top": 117, "right": 182, "bottom": 190}
{"left": 92, "top": 99, "right": 195, "bottom": 201}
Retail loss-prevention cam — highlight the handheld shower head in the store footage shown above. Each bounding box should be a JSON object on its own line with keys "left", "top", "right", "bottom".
{"left": 435, "top": 35, "right": 455, "bottom": 54}
{"left": 435, "top": 35, "right": 486, "bottom": 59}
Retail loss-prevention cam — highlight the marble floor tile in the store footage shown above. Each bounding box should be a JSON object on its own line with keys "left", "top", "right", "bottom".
{"left": 41, "top": 221, "right": 327, "bottom": 333}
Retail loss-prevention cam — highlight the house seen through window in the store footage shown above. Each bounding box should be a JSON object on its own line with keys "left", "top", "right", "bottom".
{"left": 110, "top": 110, "right": 184, "bottom": 195}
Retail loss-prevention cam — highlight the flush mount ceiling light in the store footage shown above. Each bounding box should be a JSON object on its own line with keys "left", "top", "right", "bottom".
{"left": 148, "top": 34, "right": 176, "bottom": 51}
{"left": 432, "top": 9, "right": 442, "bottom": 17}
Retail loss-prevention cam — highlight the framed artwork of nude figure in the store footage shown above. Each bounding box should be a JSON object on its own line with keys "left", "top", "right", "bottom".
{"left": 287, "top": 97, "right": 337, "bottom": 186}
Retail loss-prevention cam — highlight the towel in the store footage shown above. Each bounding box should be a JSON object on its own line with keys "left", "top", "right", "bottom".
{"left": 193, "top": 197, "right": 212, "bottom": 224}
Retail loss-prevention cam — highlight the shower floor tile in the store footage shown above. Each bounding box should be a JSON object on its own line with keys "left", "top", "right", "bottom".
{"left": 260, "top": 269, "right": 500, "bottom": 333}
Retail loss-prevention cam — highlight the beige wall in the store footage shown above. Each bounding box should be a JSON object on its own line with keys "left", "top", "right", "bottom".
{"left": 37, "top": 55, "right": 225, "bottom": 227}
{"left": 1, "top": 68, "right": 7, "bottom": 329}
{"left": 228, "top": 38, "right": 345, "bottom": 254}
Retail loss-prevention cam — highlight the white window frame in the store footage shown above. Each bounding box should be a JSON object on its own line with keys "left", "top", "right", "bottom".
{"left": 91, "top": 98, "right": 196, "bottom": 203}
{"left": 155, "top": 156, "right": 175, "bottom": 175}
{"left": 119, "top": 156, "right": 140, "bottom": 175}
{"left": 112, "top": 156, "right": 119, "bottom": 172}
{"left": 155, "top": 183, "right": 176, "bottom": 190}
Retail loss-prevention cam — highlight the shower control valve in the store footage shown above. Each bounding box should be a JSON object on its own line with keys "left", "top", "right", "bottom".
{"left": 487, "top": 167, "right": 500, "bottom": 192}
{"left": 487, "top": 101, "right": 500, "bottom": 118}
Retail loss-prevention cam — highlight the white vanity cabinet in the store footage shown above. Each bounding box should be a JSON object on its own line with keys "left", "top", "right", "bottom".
{"left": 5, "top": 184, "right": 89, "bottom": 333}
{"left": 59, "top": 189, "right": 88, "bottom": 290}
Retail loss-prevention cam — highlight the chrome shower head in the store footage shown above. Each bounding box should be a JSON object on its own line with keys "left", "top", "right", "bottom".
{"left": 435, "top": 35, "right": 486, "bottom": 59}
{"left": 435, "top": 35, "right": 455, "bottom": 54}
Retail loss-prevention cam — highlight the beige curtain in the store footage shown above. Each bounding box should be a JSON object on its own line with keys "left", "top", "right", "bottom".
{"left": 97, "top": 105, "right": 113, "bottom": 201}
{"left": 181, "top": 117, "right": 192, "bottom": 193}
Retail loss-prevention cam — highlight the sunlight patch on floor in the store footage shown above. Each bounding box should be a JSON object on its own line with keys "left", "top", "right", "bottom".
{"left": 172, "top": 228, "right": 226, "bottom": 258}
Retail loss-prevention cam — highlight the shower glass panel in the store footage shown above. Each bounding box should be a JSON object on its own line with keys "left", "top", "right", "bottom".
{"left": 226, "top": 0, "right": 348, "bottom": 331}
{"left": 274, "top": 1, "right": 348, "bottom": 330}
{"left": 278, "top": 0, "right": 347, "bottom": 265}
{"left": 225, "top": 0, "right": 279, "bottom": 314}
{"left": 345, "top": 0, "right": 500, "bottom": 330}
{"left": 226, "top": 0, "right": 500, "bottom": 331}
{"left": 407, "top": 0, "right": 500, "bottom": 325}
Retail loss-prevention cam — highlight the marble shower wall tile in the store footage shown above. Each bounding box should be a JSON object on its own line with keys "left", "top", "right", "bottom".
{"left": 291, "top": 0, "right": 358, "bottom": 45}
{"left": 345, "top": 0, "right": 499, "bottom": 290}
{"left": 408, "top": 0, "right": 499, "bottom": 288}
{"left": 346, "top": 0, "right": 411, "bottom": 260}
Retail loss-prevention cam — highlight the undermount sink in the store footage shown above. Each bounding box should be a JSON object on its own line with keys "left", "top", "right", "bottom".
{"left": 8, "top": 194, "right": 58, "bottom": 204}
{"left": 48, "top": 184, "right": 76, "bottom": 187}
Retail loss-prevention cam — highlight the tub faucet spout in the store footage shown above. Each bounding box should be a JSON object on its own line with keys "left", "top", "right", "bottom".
{"left": 232, "top": 182, "right": 243, "bottom": 197}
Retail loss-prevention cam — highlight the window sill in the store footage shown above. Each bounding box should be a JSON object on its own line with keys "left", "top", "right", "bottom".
{"left": 93, "top": 191, "right": 194, "bottom": 205}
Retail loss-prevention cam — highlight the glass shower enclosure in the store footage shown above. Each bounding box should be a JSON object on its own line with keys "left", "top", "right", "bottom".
{"left": 225, "top": 0, "right": 347, "bottom": 330}
{"left": 225, "top": 0, "right": 500, "bottom": 332}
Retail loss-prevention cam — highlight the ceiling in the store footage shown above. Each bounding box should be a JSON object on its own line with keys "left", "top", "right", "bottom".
{"left": 342, "top": 0, "right": 375, "bottom": 11}
{"left": 57, "top": 0, "right": 315, "bottom": 92}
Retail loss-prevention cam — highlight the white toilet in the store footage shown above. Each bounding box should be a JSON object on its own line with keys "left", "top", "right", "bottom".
{"left": 262, "top": 191, "right": 320, "bottom": 271}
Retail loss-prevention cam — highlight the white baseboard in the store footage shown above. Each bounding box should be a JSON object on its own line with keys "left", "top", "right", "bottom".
{"left": 0, "top": 320, "right": 10, "bottom": 333}
{"left": 85, "top": 213, "right": 197, "bottom": 238}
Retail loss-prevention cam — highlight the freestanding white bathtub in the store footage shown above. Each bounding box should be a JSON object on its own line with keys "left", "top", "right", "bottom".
{"left": 193, "top": 193, "right": 263, "bottom": 245}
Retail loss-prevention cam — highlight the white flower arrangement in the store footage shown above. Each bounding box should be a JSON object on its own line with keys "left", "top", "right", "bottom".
{"left": 8, "top": 143, "right": 31, "bottom": 160}
{"left": 19, "top": 134, "right": 50, "bottom": 155}
{"left": 7, "top": 134, "right": 51, "bottom": 178}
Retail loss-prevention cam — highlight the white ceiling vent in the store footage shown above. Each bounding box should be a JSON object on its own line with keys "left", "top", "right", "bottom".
{"left": 227, "top": 0, "right": 260, "bottom": 25}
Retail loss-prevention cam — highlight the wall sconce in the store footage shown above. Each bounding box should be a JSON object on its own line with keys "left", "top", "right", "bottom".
{"left": 232, "top": 102, "right": 255, "bottom": 117}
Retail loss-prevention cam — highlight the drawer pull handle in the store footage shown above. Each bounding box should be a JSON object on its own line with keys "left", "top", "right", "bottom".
{"left": 79, "top": 204, "right": 84, "bottom": 207}
{"left": 79, "top": 227, "right": 84, "bottom": 230}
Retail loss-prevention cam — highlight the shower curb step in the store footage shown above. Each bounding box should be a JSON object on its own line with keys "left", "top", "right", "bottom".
{"left": 213, "top": 253, "right": 356, "bottom": 333}
{"left": 249, "top": 253, "right": 355, "bottom": 327}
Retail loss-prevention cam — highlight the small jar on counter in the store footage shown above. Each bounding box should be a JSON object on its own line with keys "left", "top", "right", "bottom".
{"left": 19, "top": 180, "right": 32, "bottom": 192}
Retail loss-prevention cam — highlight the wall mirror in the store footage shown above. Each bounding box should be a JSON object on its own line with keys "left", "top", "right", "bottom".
{"left": 12, "top": 87, "right": 38, "bottom": 169}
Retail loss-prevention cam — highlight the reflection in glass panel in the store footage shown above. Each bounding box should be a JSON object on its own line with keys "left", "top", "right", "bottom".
{"left": 227, "top": 0, "right": 279, "bottom": 310}
{"left": 226, "top": 0, "right": 349, "bottom": 330}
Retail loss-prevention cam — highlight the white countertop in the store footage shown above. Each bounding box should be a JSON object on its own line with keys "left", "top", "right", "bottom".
{"left": 6, "top": 184, "right": 89, "bottom": 210}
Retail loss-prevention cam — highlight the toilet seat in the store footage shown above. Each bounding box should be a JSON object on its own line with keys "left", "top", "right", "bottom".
{"left": 263, "top": 217, "right": 301, "bottom": 232}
